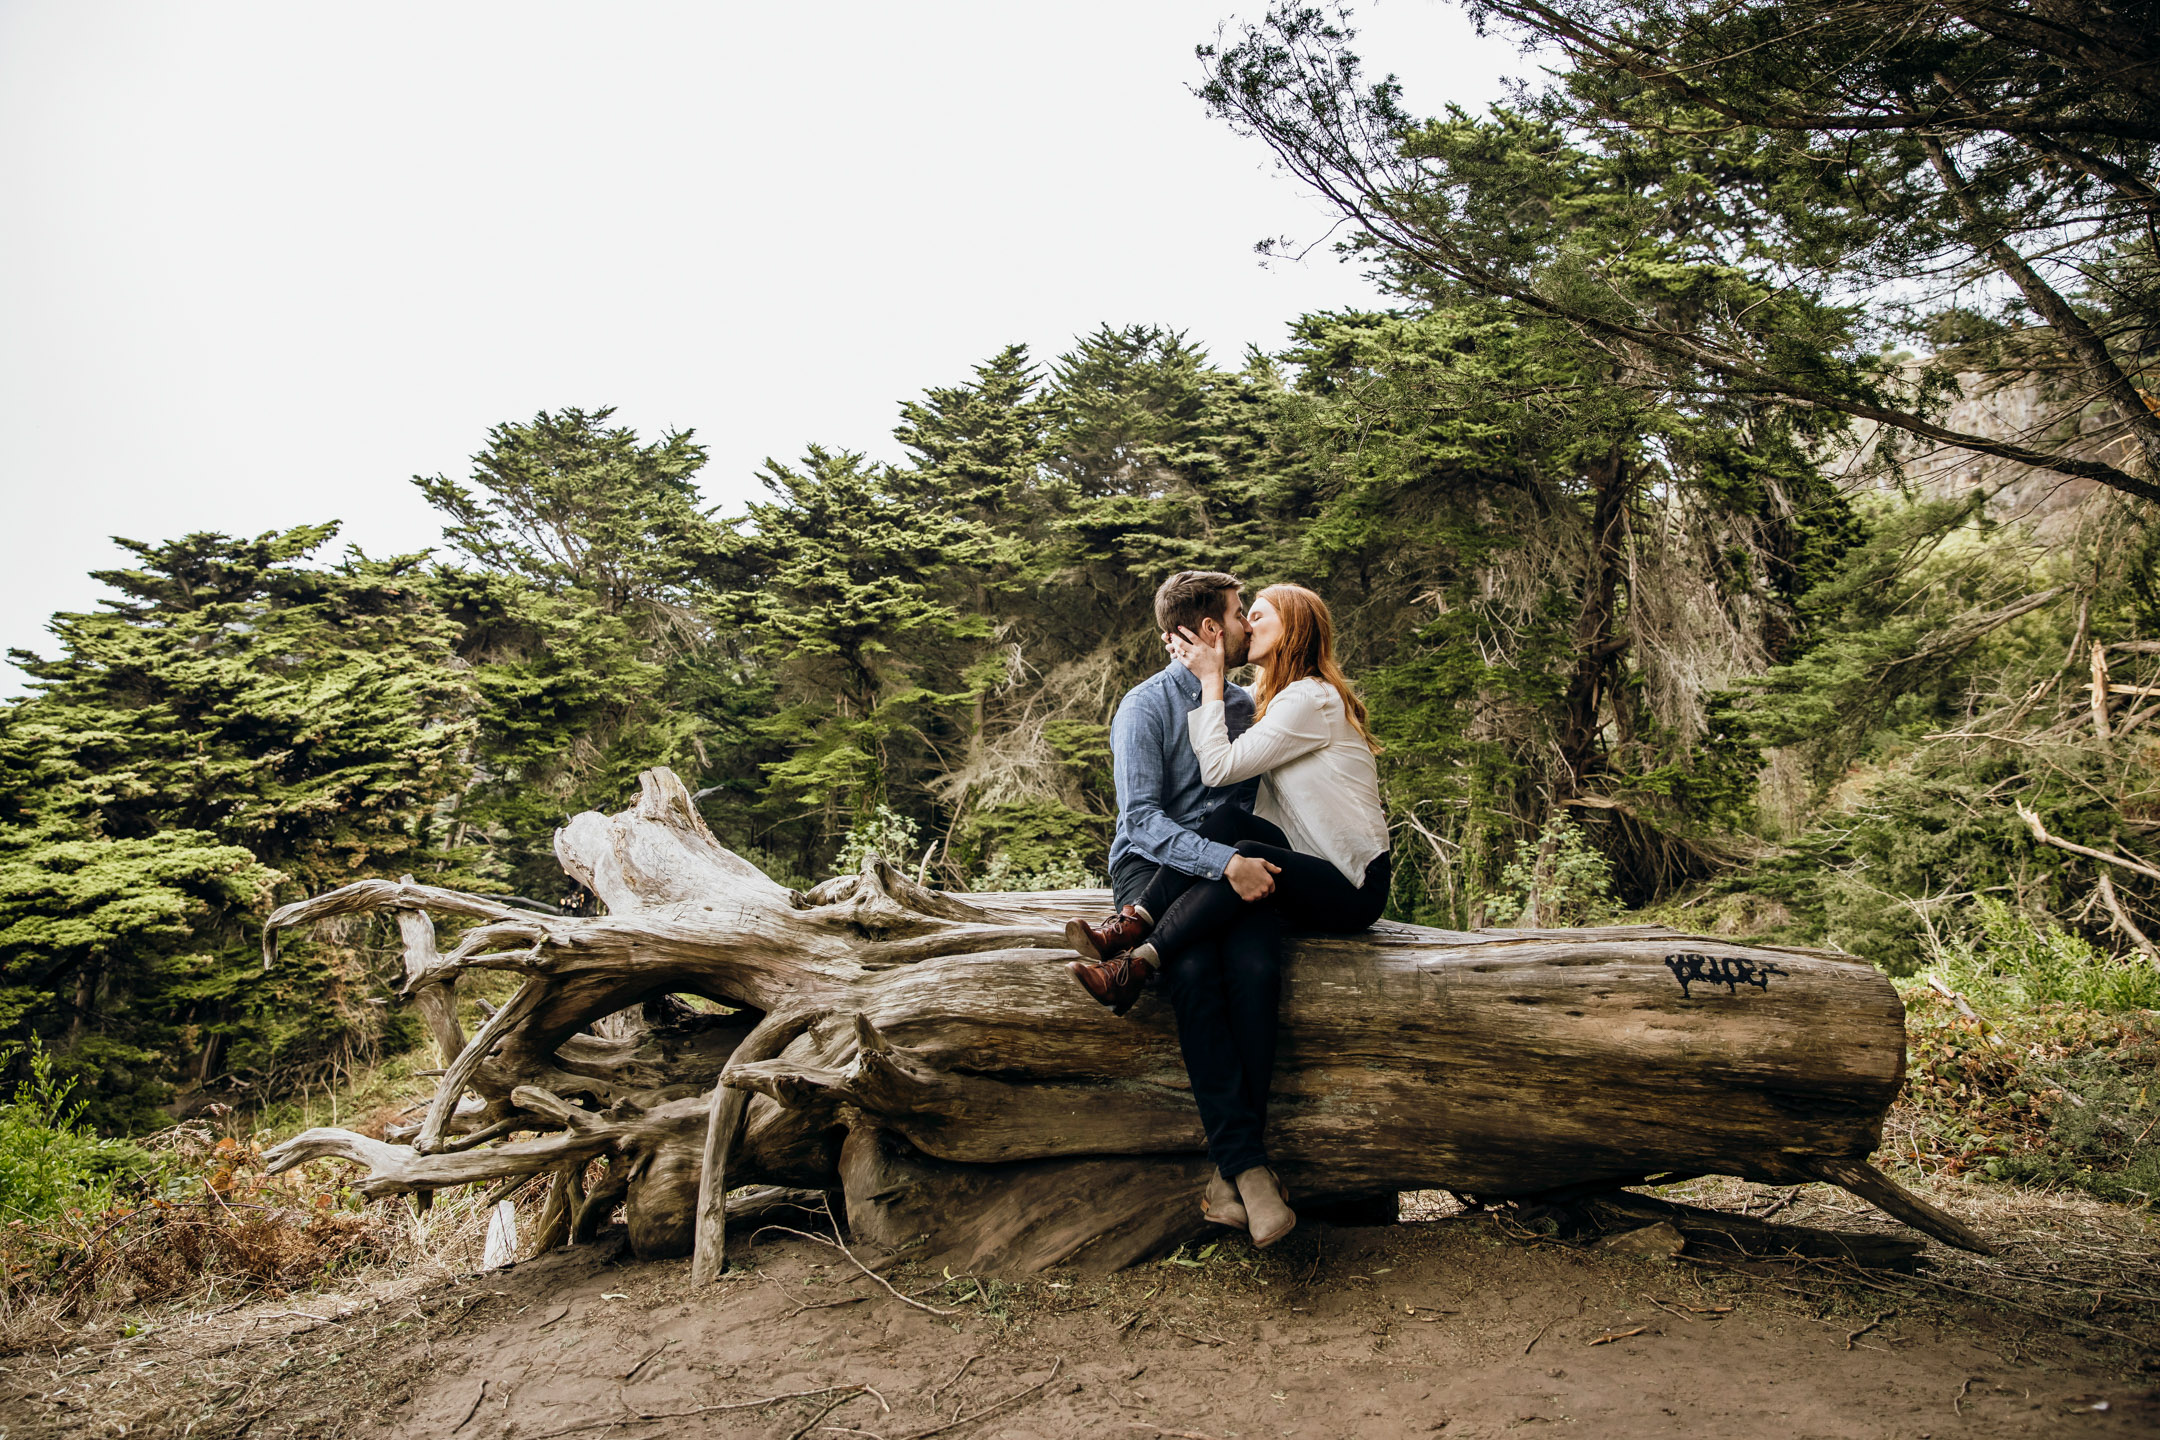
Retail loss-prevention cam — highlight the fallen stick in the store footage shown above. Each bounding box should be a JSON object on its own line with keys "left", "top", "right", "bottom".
{"left": 1167, "top": 1324, "right": 1228, "bottom": 1347}
{"left": 450, "top": 1379, "right": 487, "bottom": 1431}
{"left": 785, "top": 1392, "right": 864, "bottom": 1440}
{"left": 2096, "top": 871, "right": 2159, "bottom": 961}
{"left": 1752, "top": 1187, "right": 1802, "bottom": 1221}
{"left": 1845, "top": 1311, "right": 1893, "bottom": 1350}
{"left": 621, "top": 1342, "right": 668, "bottom": 1381}
{"left": 752, "top": 1223, "right": 965, "bottom": 1318}
{"left": 790, "top": 1294, "right": 870, "bottom": 1317}
{"left": 458, "top": 1383, "right": 857, "bottom": 1437}
{"left": 627, "top": 1384, "right": 869, "bottom": 1422}
{"left": 1587, "top": 1326, "right": 1648, "bottom": 1346}
{"left": 1925, "top": 977, "right": 2003, "bottom": 1048}
{"left": 925, "top": 1353, "right": 981, "bottom": 1408}
{"left": 895, "top": 1358, "right": 1064, "bottom": 1440}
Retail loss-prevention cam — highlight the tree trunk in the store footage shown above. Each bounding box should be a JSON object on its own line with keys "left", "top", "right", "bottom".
{"left": 262, "top": 768, "right": 1987, "bottom": 1273}
{"left": 1557, "top": 448, "right": 1631, "bottom": 798}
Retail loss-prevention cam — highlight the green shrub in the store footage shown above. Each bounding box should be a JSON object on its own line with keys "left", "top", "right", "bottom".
{"left": 1895, "top": 986, "right": 2158, "bottom": 1206}
{"left": 732, "top": 845, "right": 812, "bottom": 892}
{"left": 1934, "top": 897, "right": 2160, "bottom": 1013}
{"left": 833, "top": 806, "right": 926, "bottom": 876}
{"left": 967, "top": 850, "right": 1103, "bottom": 893}
{"left": 953, "top": 800, "right": 1107, "bottom": 884}
{"left": 1989, "top": 1052, "right": 2160, "bottom": 1207}
{"left": 1482, "top": 815, "right": 1616, "bottom": 926}
{"left": 0, "top": 1038, "right": 152, "bottom": 1225}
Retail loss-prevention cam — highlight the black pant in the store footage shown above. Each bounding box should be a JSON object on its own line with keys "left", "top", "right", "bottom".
{"left": 1140, "top": 808, "right": 1392, "bottom": 950}
{"left": 1137, "top": 807, "right": 1391, "bottom": 1180}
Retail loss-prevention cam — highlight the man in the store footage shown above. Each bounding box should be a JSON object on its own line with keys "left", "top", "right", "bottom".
{"left": 1111, "top": 570, "right": 1271, "bottom": 916}
{"left": 1066, "top": 569, "right": 1270, "bottom": 1006}
{"left": 1064, "top": 569, "right": 1296, "bottom": 1242}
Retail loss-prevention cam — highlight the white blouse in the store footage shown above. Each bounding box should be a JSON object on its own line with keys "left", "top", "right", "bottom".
{"left": 1187, "top": 676, "right": 1389, "bottom": 886}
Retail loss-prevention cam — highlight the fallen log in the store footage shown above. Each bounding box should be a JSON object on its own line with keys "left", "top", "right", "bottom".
{"left": 262, "top": 767, "right": 1987, "bottom": 1273}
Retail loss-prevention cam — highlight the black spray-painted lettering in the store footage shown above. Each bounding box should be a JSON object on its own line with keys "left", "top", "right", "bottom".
{"left": 1662, "top": 952, "right": 1788, "bottom": 998}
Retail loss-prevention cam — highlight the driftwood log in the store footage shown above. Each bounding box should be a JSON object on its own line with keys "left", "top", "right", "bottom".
{"left": 262, "top": 768, "right": 1987, "bottom": 1274}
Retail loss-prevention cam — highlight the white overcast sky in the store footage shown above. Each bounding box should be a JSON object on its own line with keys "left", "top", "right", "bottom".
{"left": 0, "top": 1, "right": 1524, "bottom": 693}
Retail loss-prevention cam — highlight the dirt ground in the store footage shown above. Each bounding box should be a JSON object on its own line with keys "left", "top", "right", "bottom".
{"left": 6, "top": 1179, "right": 2156, "bottom": 1440}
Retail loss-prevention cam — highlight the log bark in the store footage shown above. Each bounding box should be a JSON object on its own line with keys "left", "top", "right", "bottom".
{"left": 262, "top": 767, "right": 1987, "bottom": 1272}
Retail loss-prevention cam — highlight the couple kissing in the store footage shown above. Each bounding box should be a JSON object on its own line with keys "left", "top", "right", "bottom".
{"left": 1062, "top": 570, "right": 1390, "bottom": 1250}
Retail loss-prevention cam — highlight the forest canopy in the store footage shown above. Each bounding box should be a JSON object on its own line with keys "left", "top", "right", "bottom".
{"left": 2, "top": 0, "right": 2155, "bottom": 1131}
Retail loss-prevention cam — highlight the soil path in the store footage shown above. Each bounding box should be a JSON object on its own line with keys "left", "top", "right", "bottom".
{"left": 9, "top": 1196, "right": 2155, "bottom": 1440}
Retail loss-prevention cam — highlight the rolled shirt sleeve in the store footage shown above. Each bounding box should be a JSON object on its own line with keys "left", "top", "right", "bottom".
{"left": 1112, "top": 690, "right": 1239, "bottom": 880}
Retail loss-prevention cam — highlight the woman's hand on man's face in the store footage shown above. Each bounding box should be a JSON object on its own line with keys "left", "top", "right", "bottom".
{"left": 1168, "top": 626, "right": 1226, "bottom": 683}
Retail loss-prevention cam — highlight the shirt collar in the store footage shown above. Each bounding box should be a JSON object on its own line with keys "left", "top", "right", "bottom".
{"left": 1161, "top": 658, "right": 1201, "bottom": 702}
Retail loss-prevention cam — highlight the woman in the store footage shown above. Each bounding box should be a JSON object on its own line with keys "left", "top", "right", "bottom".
{"left": 1064, "top": 583, "right": 1389, "bottom": 1247}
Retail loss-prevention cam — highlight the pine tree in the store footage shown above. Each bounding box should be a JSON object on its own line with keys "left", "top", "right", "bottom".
{"left": 893, "top": 344, "right": 1051, "bottom": 532}
{"left": 416, "top": 408, "right": 736, "bottom": 895}
{"left": 1, "top": 525, "right": 470, "bottom": 1123}
{"left": 724, "top": 445, "right": 994, "bottom": 868}
{"left": 1043, "top": 325, "right": 1283, "bottom": 665}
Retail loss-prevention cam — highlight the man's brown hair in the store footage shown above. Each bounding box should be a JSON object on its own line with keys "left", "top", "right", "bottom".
{"left": 1153, "top": 570, "right": 1242, "bottom": 638}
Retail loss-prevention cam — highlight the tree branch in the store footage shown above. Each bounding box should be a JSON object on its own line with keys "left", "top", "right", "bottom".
{"left": 1918, "top": 133, "right": 2160, "bottom": 469}
{"left": 2014, "top": 802, "right": 2160, "bottom": 884}
{"left": 2096, "top": 871, "right": 2159, "bottom": 963}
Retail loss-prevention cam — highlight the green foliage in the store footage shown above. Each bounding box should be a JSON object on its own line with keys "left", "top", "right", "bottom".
{"left": 1482, "top": 815, "right": 1617, "bottom": 927}
{"left": 0, "top": 1038, "right": 151, "bottom": 1225}
{"left": 968, "top": 850, "right": 1103, "bottom": 894}
{"left": 1992, "top": 1055, "right": 2160, "bottom": 1208}
{"left": 726, "top": 446, "right": 994, "bottom": 856}
{"left": 1202, "top": 2, "right": 2160, "bottom": 507}
{"left": 1932, "top": 899, "right": 2160, "bottom": 1014}
{"left": 1899, "top": 986, "right": 2160, "bottom": 1208}
{"left": 894, "top": 343, "right": 1052, "bottom": 547}
{"left": 11, "top": 526, "right": 474, "bottom": 888}
{"left": 1705, "top": 492, "right": 2160, "bottom": 980}
{"left": 832, "top": 806, "right": 926, "bottom": 877}
{"left": 0, "top": 822, "right": 271, "bottom": 1128}
{"left": 420, "top": 409, "right": 735, "bottom": 894}
{"left": 1, "top": 525, "right": 471, "bottom": 1125}
{"left": 959, "top": 799, "right": 1107, "bottom": 892}
{"left": 416, "top": 406, "right": 721, "bottom": 612}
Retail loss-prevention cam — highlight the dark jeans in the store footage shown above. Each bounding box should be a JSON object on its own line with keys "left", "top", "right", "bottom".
{"left": 1134, "top": 806, "right": 1392, "bottom": 1180}
{"left": 1139, "top": 808, "right": 1392, "bottom": 949}
{"left": 1110, "top": 850, "right": 1161, "bottom": 912}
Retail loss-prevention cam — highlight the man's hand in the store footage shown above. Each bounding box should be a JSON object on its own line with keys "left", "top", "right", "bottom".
{"left": 1225, "top": 853, "right": 1281, "bottom": 901}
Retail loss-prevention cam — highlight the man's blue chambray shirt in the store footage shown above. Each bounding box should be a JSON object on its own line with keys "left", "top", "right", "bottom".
{"left": 1107, "top": 659, "right": 1260, "bottom": 883}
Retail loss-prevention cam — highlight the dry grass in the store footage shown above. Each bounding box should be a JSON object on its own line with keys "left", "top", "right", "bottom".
{"left": 0, "top": 1119, "right": 535, "bottom": 1358}
{"left": 1658, "top": 1173, "right": 2159, "bottom": 1352}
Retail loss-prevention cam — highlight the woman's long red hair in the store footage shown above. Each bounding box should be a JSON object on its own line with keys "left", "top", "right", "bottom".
{"left": 1253, "top": 584, "right": 1379, "bottom": 751}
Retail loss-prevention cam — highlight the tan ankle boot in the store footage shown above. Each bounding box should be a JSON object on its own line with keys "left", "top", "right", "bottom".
{"left": 1235, "top": 1166, "right": 1296, "bottom": 1248}
{"left": 1202, "top": 1172, "right": 1248, "bottom": 1230}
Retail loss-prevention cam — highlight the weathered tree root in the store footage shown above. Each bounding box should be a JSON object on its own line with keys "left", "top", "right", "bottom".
{"left": 261, "top": 767, "right": 1991, "bottom": 1272}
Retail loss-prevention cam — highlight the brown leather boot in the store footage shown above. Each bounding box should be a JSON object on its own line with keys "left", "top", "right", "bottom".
{"left": 1063, "top": 904, "right": 1151, "bottom": 963}
{"left": 1066, "top": 949, "right": 1155, "bottom": 1016}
